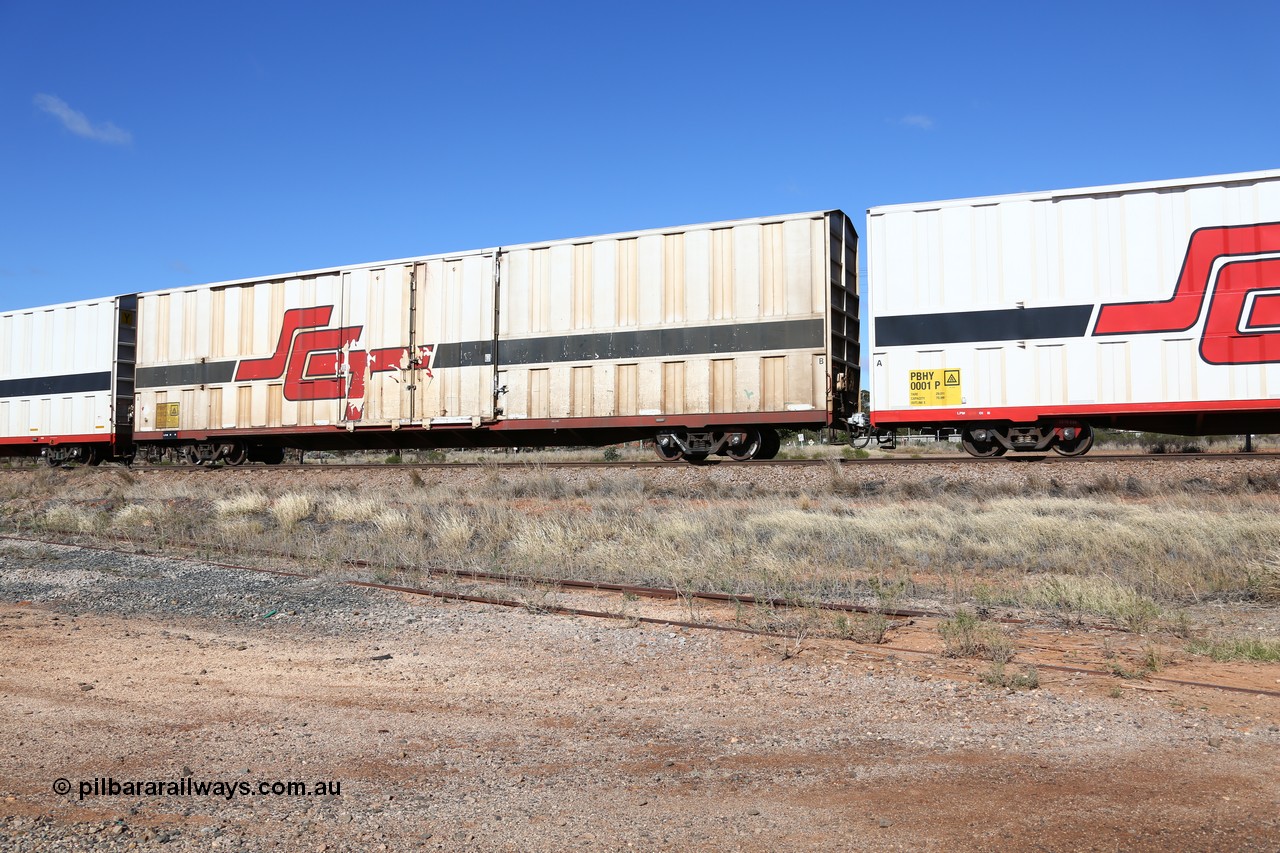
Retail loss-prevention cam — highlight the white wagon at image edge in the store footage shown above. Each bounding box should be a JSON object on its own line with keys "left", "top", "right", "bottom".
{"left": 866, "top": 168, "right": 1280, "bottom": 456}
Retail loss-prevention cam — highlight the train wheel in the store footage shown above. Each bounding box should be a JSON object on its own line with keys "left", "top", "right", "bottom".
{"left": 81, "top": 445, "right": 103, "bottom": 466}
{"left": 653, "top": 439, "right": 683, "bottom": 462}
{"left": 223, "top": 441, "right": 249, "bottom": 466}
{"left": 755, "top": 428, "right": 781, "bottom": 460}
{"left": 44, "top": 451, "right": 60, "bottom": 468}
{"left": 182, "top": 445, "right": 204, "bottom": 466}
{"left": 726, "top": 429, "right": 763, "bottom": 461}
{"left": 253, "top": 445, "right": 286, "bottom": 466}
{"left": 1053, "top": 425, "right": 1094, "bottom": 457}
{"left": 961, "top": 429, "right": 1007, "bottom": 458}
{"left": 963, "top": 440, "right": 1006, "bottom": 458}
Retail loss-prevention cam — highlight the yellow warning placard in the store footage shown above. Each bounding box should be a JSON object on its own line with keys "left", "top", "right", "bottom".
{"left": 156, "top": 402, "right": 180, "bottom": 429}
{"left": 908, "top": 369, "right": 961, "bottom": 407}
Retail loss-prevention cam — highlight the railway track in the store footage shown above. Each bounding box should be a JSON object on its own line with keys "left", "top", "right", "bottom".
{"left": 7, "top": 532, "right": 1278, "bottom": 700}
{"left": 4, "top": 450, "right": 1278, "bottom": 472}
{"left": 7, "top": 531, "right": 973, "bottom": 624}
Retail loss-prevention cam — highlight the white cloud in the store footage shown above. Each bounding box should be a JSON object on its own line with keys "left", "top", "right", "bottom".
{"left": 898, "top": 114, "right": 935, "bottom": 130}
{"left": 34, "top": 93, "right": 133, "bottom": 145}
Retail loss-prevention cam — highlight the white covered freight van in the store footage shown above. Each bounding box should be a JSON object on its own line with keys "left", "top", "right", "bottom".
{"left": 866, "top": 169, "right": 1280, "bottom": 456}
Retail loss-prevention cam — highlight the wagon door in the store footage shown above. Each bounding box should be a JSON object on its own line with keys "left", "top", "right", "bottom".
{"left": 338, "top": 266, "right": 414, "bottom": 426}
{"left": 411, "top": 253, "right": 497, "bottom": 424}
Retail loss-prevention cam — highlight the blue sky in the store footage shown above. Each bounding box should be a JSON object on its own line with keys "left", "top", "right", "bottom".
{"left": 2, "top": 1, "right": 1278, "bottom": 313}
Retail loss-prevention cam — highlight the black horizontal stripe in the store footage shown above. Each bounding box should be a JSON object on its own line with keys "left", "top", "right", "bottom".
{"left": 435, "top": 318, "right": 826, "bottom": 369}
{"left": 131, "top": 319, "right": 826, "bottom": 388}
{"left": 0, "top": 371, "right": 112, "bottom": 399}
{"left": 136, "top": 361, "right": 237, "bottom": 389}
{"left": 875, "top": 305, "right": 1094, "bottom": 347}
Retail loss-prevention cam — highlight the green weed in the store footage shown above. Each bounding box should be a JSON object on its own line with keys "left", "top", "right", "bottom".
{"left": 1186, "top": 637, "right": 1280, "bottom": 662}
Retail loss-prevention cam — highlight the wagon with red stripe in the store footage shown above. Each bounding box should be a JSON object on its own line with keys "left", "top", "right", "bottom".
{"left": 865, "top": 169, "right": 1280, "bottom": 456}
{"left": 128, "top": 211, "right": 860, "bottom": 464}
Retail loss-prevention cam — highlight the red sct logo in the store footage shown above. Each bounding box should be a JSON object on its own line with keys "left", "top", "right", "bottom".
{"left": 1095, "top": 222, "right": 1280, "bottom": 365}
{"left": 233, "top": 307, "right": 431, "bottom": 420}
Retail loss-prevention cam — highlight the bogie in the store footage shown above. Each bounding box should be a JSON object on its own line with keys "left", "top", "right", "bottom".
{"left": 43, "top": 444, "right": 109, "bottom": 467}
{"left": 958, "top": 423, "right": 1094, "bottom": 458}
{"left": 652, "top": 427, "right": 781, "bottom": 463}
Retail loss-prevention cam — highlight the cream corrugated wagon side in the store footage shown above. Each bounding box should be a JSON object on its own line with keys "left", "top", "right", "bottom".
{"left": 127, "top": 210, "right": 859, "bottom": 464}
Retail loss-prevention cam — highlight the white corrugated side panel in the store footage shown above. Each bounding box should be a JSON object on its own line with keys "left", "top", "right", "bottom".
{"left": 497, "top": 212, "right": 829, "bottom": 422}
{"left": 0, "top": 299, "right": 115, "bottom": 440}
{"left": 869, "top": 170, "right": 1280, "bottom": 414}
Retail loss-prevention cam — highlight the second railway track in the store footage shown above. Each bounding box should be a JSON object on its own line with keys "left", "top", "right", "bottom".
{"left": 5, "top": 532, "right": 1278, "bottom": 700}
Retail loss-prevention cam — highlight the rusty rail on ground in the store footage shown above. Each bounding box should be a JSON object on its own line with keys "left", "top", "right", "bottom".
{"left": 5, "top": 533, "right": 1280, "bottom": 700}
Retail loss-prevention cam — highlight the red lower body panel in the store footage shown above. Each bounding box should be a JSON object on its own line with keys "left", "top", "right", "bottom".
{"left": 874, "top": 398, "right": 1280, "bottom": 436}
{"left": 0, "top": 433, "right": 114, "bottom": 446}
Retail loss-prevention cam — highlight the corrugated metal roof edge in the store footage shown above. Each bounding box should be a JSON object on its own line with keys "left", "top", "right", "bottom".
{"left": 866, "top": 168, "right": 1280, "bottom": 216}
{"left": 1, "top": 295, "right": 121, "bottom": 318}
{"left": 131, "top": 210, "right": 847, "bottom": 298}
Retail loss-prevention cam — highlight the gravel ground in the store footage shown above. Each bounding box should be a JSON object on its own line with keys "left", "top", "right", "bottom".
{"left": 1, "top": 538, "right": 1278, "bottom": 851}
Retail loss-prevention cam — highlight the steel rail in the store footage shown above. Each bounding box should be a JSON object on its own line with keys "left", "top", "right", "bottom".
{"left": 0, "top": 531, "right": 1020, "bottom": 626}
{"left": 851, "top": 643, "right": 1280, "bottom": 699}
{"left": 6, "top": 533, "right": 1279, "bottom": 699}
{"left": 4, "top": 450, "right": 1279, "bottom": 473}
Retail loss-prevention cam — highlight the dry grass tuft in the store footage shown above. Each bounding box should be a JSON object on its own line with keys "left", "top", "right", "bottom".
{"left": 1249, "top": 552, "right": 1280, "bottom": 602}
{"left": 214, "top": 491, "right": 270, "bottom": 517}
{"left": 114, "top": 504, "right": 156, "bottom": 528}
{"left": 326, "top": 494, "right": 382, "bottom": 523}
{"left": 218, "top": 517, "right": 266, "bottom": 539}
{"left": 494, "top": 468, "right": 570, "bottom": 500}
{"left": 373, "top": 509, "right": 412, "bottom": 536}
{"left": 430, "top": 509, "right": 475, "bottom": 554}
{"left": 44, "top": 504, "right": 96, "bottom": 533}
{"left": 1024, "top": 574, "right": 1160, "bottom": 631}
{"left": 272, "top": 492, "right": 315, "bottom": 530}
